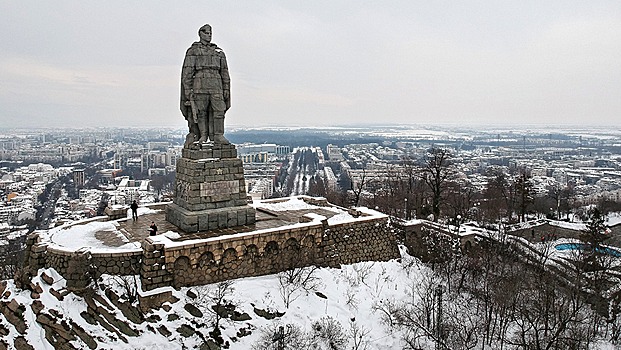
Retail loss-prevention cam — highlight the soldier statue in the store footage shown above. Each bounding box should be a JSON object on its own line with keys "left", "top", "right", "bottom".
{"left": 181, "top": 24, "right": 231, "bottom": 146}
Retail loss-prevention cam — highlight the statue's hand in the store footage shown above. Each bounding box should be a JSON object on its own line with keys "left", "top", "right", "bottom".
{"left": 184, "top": 101, "right": 191, "bottom": 106}
{"left": 224, "top": 91, "right": 230, "bottom": 110}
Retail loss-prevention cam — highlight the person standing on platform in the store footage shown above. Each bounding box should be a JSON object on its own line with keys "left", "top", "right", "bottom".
{"left": 130, "top": 200, "right": 138, "bottom": 221}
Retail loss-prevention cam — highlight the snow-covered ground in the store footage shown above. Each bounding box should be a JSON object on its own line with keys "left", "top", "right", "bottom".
{"left": 42, "top": 204, "right": 162, "bottom": 252}
{"left": 0, "top": 249, "right": 431, "bottom": 349}
{"left": 47, "top": 220, "right": 140, "bottom": 252}
{"left": 254, "top": 196, "right": 337, "bottom": 213}
{"left": 2, "top": 240, "right": 619, "bottom": 348}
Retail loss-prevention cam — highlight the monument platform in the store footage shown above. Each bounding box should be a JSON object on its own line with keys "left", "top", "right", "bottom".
{"left": 44, "top": 197, "right": 365, "bottom": 250}
{"left": 27, "top": 196, "right": 398, "bottom": 293}
{"left": 166, "top": 142, "right": 256, "bottom": 233}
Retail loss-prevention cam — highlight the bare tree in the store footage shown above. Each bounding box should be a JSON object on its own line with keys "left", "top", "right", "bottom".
{"left": 418, "top": 148, "right": 452, "bottom": 222}
{"left": 311, "top": 316, "right": 347, "bottom": 350}
{"left": 253, "top": 323, "right": 311, "bottom": 350}
{"left": 195, "top": 280, "right": 236, "bottom": 334}
{"left": 350, "top": 168, "right": 367, "bottom": 207}
{"left": 445, "top": 180, "right": 476, "bottom": 222}
{"left": 442, "top": 293, "right": 481, "bottom": 350}
{"left": 110, "top": 275, "right": 139, "bottom": 304}
{"left": 507, "top": 272, "right": 593, "bottom": 349}
{"left": 482, "top": 169, "right": 513, "bottom": 223}
{"left": 349, "top": 319, "right": 371, "bottom": 350}
{"left": 278, "top": 266, "right": 321, "bottom": 308}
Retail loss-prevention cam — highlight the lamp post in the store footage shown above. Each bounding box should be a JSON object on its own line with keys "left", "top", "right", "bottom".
{"left": 404, "top": 198, "right": 408, "bottom": 220}
{"left": 435, "top": 284, "right": 444, "bottom": 349}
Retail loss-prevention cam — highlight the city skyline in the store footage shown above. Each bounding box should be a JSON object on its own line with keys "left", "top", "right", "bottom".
{"left": 1, "top": 1, "right": 620, "bottom": 129}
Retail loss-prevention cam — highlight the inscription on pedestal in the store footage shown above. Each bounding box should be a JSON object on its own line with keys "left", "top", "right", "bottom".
{"left": 200, "top": 180, "right": 239, "bottom": 197}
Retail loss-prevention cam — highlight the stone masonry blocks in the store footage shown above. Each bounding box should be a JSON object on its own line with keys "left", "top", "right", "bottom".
{"left": 167, "top": 203, "right": 256, "bottom": 233}
{"left": 24, "top": 203, "right": 399, "bottom": 299}
{"left": 170, "top": 143, "right": 256, "bottom": 232}
{"left": 143, "top": 210, "right": 398, "bottom": 291}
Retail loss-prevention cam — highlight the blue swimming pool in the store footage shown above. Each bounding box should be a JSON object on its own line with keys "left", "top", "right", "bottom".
{"left": 555, "top": 243, "right": 621, "bottom": 257}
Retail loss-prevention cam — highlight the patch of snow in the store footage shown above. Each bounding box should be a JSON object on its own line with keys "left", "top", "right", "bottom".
{"left": 47, "top": 220, "right": 139, "bottom": 252}
{"left": 162, "top": 231, "right": 181, "bottom": 240}
{"left": 549, "top": 220, "right": 587, "bottom": 231}
{"left": 254, "top": 196, "right": 339, "bottom": 213}
{"left": 125, "top": 206, "right": 162, "bottom": 219}
{"left": 607, "top": 212, "right": 621, "bottom": 226}
{"left": 327, "top": 212, "right": 353, "bottom": 224}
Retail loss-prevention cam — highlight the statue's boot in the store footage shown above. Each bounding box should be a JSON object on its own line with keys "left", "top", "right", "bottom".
{"left": 212, "top": 115, "right": 229, "bottom": 144}
{"left": 198, "top": 118, "right": 209, "bottom": 143}
{"left": 208, "top": 116, "right": 215, "bottom": 142}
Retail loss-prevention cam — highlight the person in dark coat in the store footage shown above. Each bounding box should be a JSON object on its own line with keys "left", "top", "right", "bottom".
{"left": 149, "top": 221, "right": 158, "bottom": 236}
{"left": 130, "top": 200, "right": 138, "bottom": 221}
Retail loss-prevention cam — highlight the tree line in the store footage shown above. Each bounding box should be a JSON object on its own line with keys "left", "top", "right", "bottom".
{"left": 304, "top": 146, "right": 620, "bottom": 226}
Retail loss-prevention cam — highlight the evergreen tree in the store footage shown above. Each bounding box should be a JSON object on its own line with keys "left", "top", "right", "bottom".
{"left": 514, "top": 170, "right": 534, "bottom": 222}
{"left": 579, "top": 207, "right": 609, "bottom": 271}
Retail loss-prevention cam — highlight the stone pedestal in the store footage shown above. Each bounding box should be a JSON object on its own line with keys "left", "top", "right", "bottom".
{"left": 166, "top": 142, "right": 256, "bottom": 233}
{"left": 105, "top": 205, "right": 127, "bottom": 221}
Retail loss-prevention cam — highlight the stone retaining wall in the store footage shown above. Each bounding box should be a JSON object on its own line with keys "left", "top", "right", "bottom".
{"left": 141, "top": 220, "right": 325, "bottom": 290}
{"left": 22, "top": 234, "right": 143, "bottom": 291}
{"left": 141, "top": 211, "right": 399, "bottom": 291}
{"left": 399, "top": 221, "right": 441, "bottom": 249}
{"left": 320, "top": 216, "right": 398, "bottom": 267}
{"left": 43, "top": 247, "right": 142, "bottom": 278}
{"left": 396, "top": 220, "right": 460, "bottom": 262}
{"left": 22, "top": 206, "right": 399, "bottom": 293}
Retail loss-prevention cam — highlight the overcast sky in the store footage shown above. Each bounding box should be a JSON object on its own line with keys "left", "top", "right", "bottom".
{"left": 1, "top": 1, "right": 620, "bottom": 129}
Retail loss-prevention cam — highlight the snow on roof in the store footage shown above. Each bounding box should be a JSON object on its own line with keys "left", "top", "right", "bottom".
{"left": 507, "top": 219, "right": 549, "bottom": 231}
{"left": 401, "top": 218, "right": 424, "bottom": 225}
{"left": 118, "top": 177, "right": 129, "bottom": 187}
{"left": 608, "top": 213, "right": 621, "bottom": 227}
{"left": 508, "top": 219, "right": 588, "bottom": 232}
{"left": 326, "top": 212, "right": 351, "bottom": 224}
{"left": 548, "top": 220, "right": 587, "bottom": 231}
{"left": 458, "top": 224, "right": 487, "bottom": 237}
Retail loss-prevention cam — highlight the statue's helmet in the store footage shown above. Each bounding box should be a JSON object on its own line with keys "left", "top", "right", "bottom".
{"left": 199, "top": 24, "right": 212, "bottom": 35}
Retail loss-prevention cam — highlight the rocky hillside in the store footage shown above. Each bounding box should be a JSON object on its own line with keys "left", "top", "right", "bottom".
{"left": 0, "top": 247, "right": 420, "bottom": 349}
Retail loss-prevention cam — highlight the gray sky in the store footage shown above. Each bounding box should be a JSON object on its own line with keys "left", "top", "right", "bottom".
{"left": 1, "top": 1, "right": 620, "bottom": 129}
